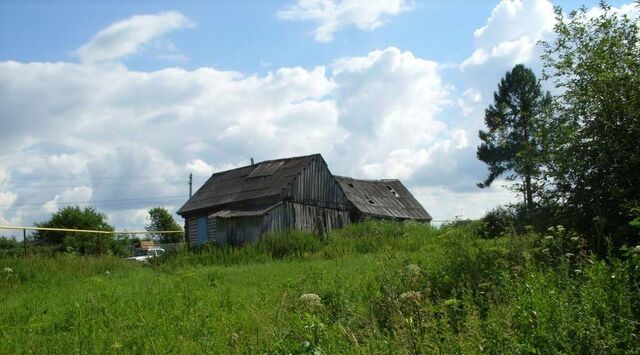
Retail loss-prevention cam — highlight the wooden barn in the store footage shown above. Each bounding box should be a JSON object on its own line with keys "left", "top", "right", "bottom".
{"left": 177, "top": 154, "right": 351, "bottom": 247}
{"left": 335, "top": 176, "right": 432, "bottom": 223}
{"left": 177, "top": 153, "right": 432, "bottom": 247}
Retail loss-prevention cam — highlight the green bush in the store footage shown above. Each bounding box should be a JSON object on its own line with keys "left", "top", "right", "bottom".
{"left": 479, "top": 206, "right": 517, "bottom": 238}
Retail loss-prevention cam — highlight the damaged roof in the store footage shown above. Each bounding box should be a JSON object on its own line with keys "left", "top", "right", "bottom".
{"left": 335, "top": 176, "right": 432, "bottom": 221}
{"left": 177, "top": 154, "right": 319, "bottom": 215}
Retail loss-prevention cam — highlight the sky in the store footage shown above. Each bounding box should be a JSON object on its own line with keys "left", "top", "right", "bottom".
{"left": 0, "top": 0, "right": 637, "bottom": 234}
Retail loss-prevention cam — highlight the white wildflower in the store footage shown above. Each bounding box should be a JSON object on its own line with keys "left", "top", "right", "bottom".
{"left": 406, "top": 264, "right": 421, "bottom": 276}
{"left": 299, "top": 293, "right": 322, "bottom": 309}
{"left": 556, "top": 225, "right": 565, "bottom": 232}
{"left": 3, "top": 267, "right": 13, "bottom": 273}
{"left": 634, "top": 245, "right": 640, "bottom": 253}
{"left": 544, "top": 235, "right": 554, "bottom": 240}
{"left": 105, "top": 271, "right": 111, "bottom": 275}
{"left": 574, "top": 269, "right": 582, "bottom": 274}
{"left": 399, "top": 291, "right": 421, "bottom": 302}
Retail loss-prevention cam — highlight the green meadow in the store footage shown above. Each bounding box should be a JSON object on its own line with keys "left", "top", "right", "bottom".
{"left": 2, "top": 221, "right": 639, "bottom": 354}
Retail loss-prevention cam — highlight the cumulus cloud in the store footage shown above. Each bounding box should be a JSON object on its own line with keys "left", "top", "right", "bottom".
{"left": 278, "top": 0, "right": 408, "bottom": 42}
{"left": 460, "top": 0, "right": 556, "bottom": 98}
{"left": 13, "top": 1, "right": 605, "bottom": 229}
{"left": 0, "top": 191, "right": 19, "bottom": 226}
{"left": 42, "top": 186, "right": 93, "bottom": 214}
{"left": 329, "top": 47, "right": 455, "bottom": 181}
{"left": 76, "top": 11, "right": 194, "bottom": 63}
{"left": 1, "top": 44, "right": 490, "bottom": 227}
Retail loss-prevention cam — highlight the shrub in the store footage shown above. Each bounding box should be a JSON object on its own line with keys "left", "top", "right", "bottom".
{"left": 479, "top": 206, "right": 516, "bottom": 238}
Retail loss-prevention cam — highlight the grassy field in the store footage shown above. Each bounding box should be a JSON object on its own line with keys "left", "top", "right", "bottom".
{"left": 1, "top": 221, "right": 639, "bottom": 354}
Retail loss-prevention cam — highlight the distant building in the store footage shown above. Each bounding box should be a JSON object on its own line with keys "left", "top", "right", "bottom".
{"left": 177, "top": 153, "right": 431, "bottom": 247}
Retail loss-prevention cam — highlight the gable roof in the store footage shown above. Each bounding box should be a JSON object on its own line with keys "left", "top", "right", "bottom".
{"left": 177, "top": 154, "right": 319, "bottom": 215}
{"left": 334, "top": 176, "right": 432, "bottom": 221}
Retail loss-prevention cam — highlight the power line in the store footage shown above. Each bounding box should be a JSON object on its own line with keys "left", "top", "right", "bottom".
{"left": 7, "top": 180, "right": 189, "bottom": 189}
{"left": 0, "top": 195, "right": 186, "bottom": 208}
{"left": 6, "top": 173, "right": 212, "bottom": 182}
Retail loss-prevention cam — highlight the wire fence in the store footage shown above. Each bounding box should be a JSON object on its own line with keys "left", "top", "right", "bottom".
{"left": 0, "top": 225, "right": 183, "bottom": 257}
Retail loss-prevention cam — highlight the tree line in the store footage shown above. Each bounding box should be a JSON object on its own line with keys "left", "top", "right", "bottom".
{"left": 4, "top": 206, "right": 185, "bottom": 255}
{"left": 477, "top": 3, "right": 640, "bottom": 255}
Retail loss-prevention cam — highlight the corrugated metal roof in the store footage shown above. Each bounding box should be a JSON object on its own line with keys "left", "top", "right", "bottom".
{"left": 177, "top": 154, "right": 319, "bottom": 215}
{"left": 335, "top": 176, "right": 432, "bottom": 221}
{"left": 208, "top": 202, "right": 281, "bottom": 218}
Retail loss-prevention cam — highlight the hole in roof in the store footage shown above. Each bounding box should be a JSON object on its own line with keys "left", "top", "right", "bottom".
{"left": 386, "top": 185, "right": 399, "bottom": 197}
{"left": 364, "top": 194, "right": 375, "bottom": 204}
{"left": 347, "top": 183, "right": 354, "bottom": 188}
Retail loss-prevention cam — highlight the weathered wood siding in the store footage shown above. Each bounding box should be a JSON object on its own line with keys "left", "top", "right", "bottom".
{"left": 285, "top": 202, "right": 350, "bottom": 233}
{"left": 187, "top": 216, "right": 199, "bottom": 246}
{"left": 284, "top": 156, "right": 349, "bottom": 211}
{"left": 206, "top": 202, "right": 349, "bottom": 246}
{"left": 212, "top": 216, "right": 264, "bottom": 245}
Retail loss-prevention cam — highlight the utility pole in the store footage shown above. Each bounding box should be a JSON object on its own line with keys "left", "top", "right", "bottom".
{"left": 188, "top": 172, "right": 193, "bottom": 198}
{"left": 23, "top": 229, "right": 28, "bottom": 257}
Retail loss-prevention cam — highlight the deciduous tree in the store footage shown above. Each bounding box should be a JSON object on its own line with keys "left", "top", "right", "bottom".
{"left": 541, "top": 2, "right": 640, "bottom": 251}
{"left": 145, "top": 207, "right": 184, "bottom": 243}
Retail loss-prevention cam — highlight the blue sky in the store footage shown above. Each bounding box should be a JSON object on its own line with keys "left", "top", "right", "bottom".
{"left": 3, "top": 0, "right": 626, "bottom": 72}
{"left": 0, "top": 0, "right": 637, "bottom": 232}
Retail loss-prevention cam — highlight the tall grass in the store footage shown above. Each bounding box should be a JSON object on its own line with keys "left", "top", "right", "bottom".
{"left": 1, "top": 221, "right": 638, "bottom": 353}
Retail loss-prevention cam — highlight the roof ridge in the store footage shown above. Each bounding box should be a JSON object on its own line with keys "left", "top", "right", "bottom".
{"left": 335, "top": 175, "right": 401, "bottom": 182}
{"left": 207, "top": 153, "right": 321, "bottom": 178}
{"left": 178, "top": 154, "right": 323, "bottom": 215}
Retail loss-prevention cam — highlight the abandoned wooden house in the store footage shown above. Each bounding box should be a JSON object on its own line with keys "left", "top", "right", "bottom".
{"left": 335, "top": 176, "right": 432, "bottom": 222}
{"left": 177, "top": 153, "right": 431, "bottom": 247}
{"left": 177, "top": 154, "right": 351, "bottom": 246}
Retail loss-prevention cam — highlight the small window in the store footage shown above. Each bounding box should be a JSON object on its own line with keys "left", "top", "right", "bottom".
{"left": 387, "top": 185, "right": 399, "bottom": 197}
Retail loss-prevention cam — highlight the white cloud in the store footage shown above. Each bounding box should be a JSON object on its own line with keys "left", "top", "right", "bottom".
{"left": 42, "top": 186, "right": 93, "bottom": 214}
{"left": 278, "top": 0, "right": 408, "bottom": 42}
{"left": 414, "top": 182, "right": 518, "bottom": 222}
{"left": 461, "top": 0, "right": 554, "bottom": 72}
{"left": 585, "top": 3, "right": 640, "bottom": 19}
{"left": 330, "top": 47, "right": 453, "bottom": 177}
{"left": 0, "top": 45, "right": 481, "bottom": 228}
{"left": 0, "top": 191, "right": 19, "bottom": 226}
{"left": 76, "top": 11, "right": 194, "bottom": 63}
{"left": 10, "top": 1, "right": 598, "bottom": 229}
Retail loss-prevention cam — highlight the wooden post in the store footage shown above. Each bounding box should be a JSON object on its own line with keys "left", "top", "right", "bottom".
{"left": 23, "top": 229, "right": 28, "bottom": 257}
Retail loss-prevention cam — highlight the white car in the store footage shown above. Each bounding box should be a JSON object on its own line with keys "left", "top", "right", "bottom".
{"left": 125, "top": 247, "right": 165, "bottom": 262}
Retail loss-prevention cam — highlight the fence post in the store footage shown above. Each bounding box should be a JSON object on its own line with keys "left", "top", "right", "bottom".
{"left": 23, "top": 229, "right": 28, "bottom": 257}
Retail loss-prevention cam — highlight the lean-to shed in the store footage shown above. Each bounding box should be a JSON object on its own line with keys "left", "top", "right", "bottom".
{"left": 335, "top": 176, "right": 432, "bottom": 223}
{"left": 177, "top": 154, "right": 351, "bottom": 247}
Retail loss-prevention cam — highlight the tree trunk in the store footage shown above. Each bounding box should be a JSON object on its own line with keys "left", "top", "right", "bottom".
{"left": 525, "top": 173, "right": 533, "bottom": 209}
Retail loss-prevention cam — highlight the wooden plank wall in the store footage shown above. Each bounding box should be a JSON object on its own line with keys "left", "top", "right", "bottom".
{"left": 187, "top": 216, "right": 199, "bottom": 246}
{"left": 269, "top": 202, "right": 350, "bottom": 234}
{"left": 209, "top": 202, "right": 350, "bottom": 246}
{"left": 285, "top": 157, "right": 350, "bottom": 211}
{"left": 215, "top": 216, "right": 264, "bottom": 245}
